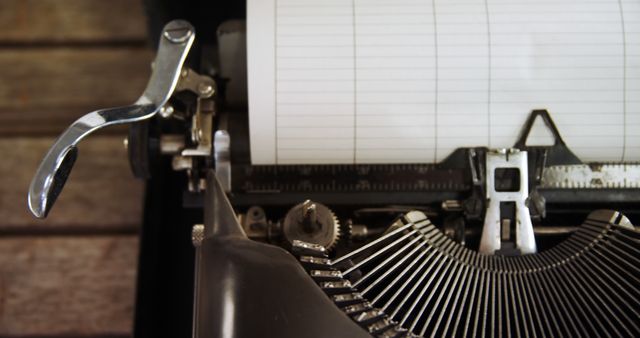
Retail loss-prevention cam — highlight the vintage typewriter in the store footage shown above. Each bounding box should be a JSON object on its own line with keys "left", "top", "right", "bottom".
{"left": 27, "top": 5, "right": 639, "bottom": 338}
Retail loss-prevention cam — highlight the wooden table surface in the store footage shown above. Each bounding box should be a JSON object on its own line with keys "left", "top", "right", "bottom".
{"left": 0, "top": 1, "right": 153, "bottom": 336}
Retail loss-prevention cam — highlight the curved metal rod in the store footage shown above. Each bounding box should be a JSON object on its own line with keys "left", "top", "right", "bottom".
{"left": 28, "top": 20, "right": 195, "bottom": 218}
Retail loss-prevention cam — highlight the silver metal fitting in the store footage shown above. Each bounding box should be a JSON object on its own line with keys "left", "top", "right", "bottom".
{"left": 159, "top": 104, "right": 174, "bottom": 118}
{"left": 163, "top": 20, "right": 193, "bottom": 44}
{"left": 479, "top": 149, "right": 537, "bottom": 255}
{"left": 192, "top": 224, "right": 205, "bottom": 247}
{"left": 28, "top": 19, "right": 195, "bottom": 218}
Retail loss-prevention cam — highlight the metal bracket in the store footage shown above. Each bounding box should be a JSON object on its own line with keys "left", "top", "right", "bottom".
{"left": 181, "top": 97, "right": 215, "bottom": 157}
{"left": 213, "top": 130, "right": 231, "bottom": 192}
{"left": 462, "top": 148, "right": 486, "bottom": 220}
{"left": 166, "top": 68, "right": 221, "bottom": 192}
{"left": 513, "top": 109, "right": 581, "bottom": 165}
{"left": 142, "top": 66, "right": 221, "bottom": 193}
{"left": 176, "top": 68, "right": 216, "bottom": 98}
{"left": 479, "top": 149, "right": 537, "bottom": 255}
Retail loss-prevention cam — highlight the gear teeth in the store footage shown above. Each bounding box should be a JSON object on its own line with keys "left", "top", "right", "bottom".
{"left": 542, "top": 163, "right": 640, "bottom": 189}
{"left": 325, "top": 212, "right": 341, "bottom": 252}
{"left": 343, "top": 219, "right": 355, "bottom": 245}
{"left": 283, "top": 201, "right": 341, "bottom": 252}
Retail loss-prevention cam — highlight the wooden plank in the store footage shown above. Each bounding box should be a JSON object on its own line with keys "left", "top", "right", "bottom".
{"left": 0, "top": 48, "right": 153, "bottom": 136}
{"left": 0, "top": 235, "right": 138, "bottom": 336}
{"left": 0, "top": 0, "right": 147, "bottom": 44}
{"left": 0, "top": 136, "right": 144, "bottom": 233}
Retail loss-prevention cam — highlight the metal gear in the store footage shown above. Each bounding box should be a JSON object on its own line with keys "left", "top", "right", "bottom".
{"left": 282, "top": 200, "right": 341, "bottom": 251}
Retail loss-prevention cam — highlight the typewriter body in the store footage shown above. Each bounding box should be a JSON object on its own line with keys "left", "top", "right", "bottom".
{"left": 28, "top": 2, "right": 639, "bottom": 337}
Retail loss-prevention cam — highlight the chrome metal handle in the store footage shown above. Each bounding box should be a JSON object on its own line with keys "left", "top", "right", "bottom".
{"left": 28, "top": 20, "right": 195, "bottom": 218}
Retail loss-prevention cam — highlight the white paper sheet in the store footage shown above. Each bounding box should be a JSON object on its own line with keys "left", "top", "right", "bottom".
{"left": 248, "top": 0, "right": 640, "bottom": 164}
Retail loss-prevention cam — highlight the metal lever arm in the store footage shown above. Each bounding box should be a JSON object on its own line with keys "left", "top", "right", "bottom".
{"left": 28, "top": 20, "right": 195, "bottom": 218}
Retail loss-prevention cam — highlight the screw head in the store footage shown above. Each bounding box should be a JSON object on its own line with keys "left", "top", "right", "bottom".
{"left": 163, "top": 20, "right": 193, "bottom": 44}
{"left": 197, "top": 83, "right": 214, "bottom": 97}
{"left": 159, "top": 104, "right": 174, "bottom": 118}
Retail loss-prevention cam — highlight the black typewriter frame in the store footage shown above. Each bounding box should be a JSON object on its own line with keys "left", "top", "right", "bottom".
{"left": 133, "top": 1, "right": 245, "bottom": 337}
{"left": 131, "top": 1, "right": 640, "bottom": 337}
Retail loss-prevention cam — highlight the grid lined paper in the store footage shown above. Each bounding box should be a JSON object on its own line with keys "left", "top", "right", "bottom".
{"left": 248, "top": 0, "right": 640, "bottom": 164}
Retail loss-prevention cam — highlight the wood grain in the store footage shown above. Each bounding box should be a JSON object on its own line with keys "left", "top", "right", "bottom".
{"left": 0, "top": 48, "right": 153, "bottom": 136}
{"left": 0, "top": 136, "right": 144, "bottom": 233}
{"left": 0, "top": 235, "right": 138, "bottom": 336}
{"left": 0, "top": 0, "right": 148, "bottom": 44}
{"left": 0, "top": 1, "right": 152, "bottom": 336}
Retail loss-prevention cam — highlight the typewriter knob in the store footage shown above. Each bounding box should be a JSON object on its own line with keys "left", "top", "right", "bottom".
{"left": 283, "top": 200, "right": 340, "bottom": 251}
